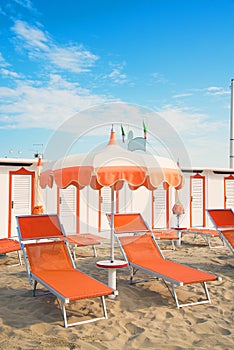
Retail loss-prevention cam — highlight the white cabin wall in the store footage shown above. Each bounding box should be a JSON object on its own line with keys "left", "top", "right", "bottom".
{"left": 0, "top": 162, "right": 37, "bottom": 239}
{"left": 87, "top": 188, "right": 99, "bottom": 233}
{"left": 119, "top": 183, "right": 134, "bottom": 213}
{"left": 118, "top": 182, "right": 133, "bottom": 214}
{"left": 131, "top": 187, "right": 151, "bottom": 224}
{"left": 0, "top": 171, "right": 9, "bottom": 238}
{"left": 169, "top": 187, "right": 178, "bottom": 228}
{"left": 153, "top": 184, "right": 167, "bottom": 228}
{"left": 206, "top": 172, "right": 224, "bottom": 209}
{"left": 117, "top": 185, "right": 152, "bottom": 225}
{"left": 79, "top": 187, "right": 88, "bottom": 233}
{"left": 79, "top": 187, "right": 99, "bottom": 234}
{"left": 177, "top": 171, "right": 227, "bottom": 229}
{"left": 42, "top": 186, "right": 57, "bottom": 214}
{"left": 1, "top": 160, "right": 234, "bottom": 237}
{"left": 205, "top": 172, "right": 225, "bottom": 227}
{"left": 178, "top": 174, "right": 191, "bottom": 228}
{"left": 59, "top": 186, "right": 77, "bottom": 234}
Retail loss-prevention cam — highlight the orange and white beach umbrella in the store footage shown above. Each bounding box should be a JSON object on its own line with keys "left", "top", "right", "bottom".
{"left": 41, "top": 129, "right": 184, "bottom": 262}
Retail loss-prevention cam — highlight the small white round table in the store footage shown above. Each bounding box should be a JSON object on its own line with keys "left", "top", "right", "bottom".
{"left": 96, "top": 260, "right": 128, "bottom": 299}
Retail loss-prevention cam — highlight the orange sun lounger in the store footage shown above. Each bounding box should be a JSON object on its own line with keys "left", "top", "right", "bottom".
{"left": 152, "top": 228, "right": 179, "bottom": 249}
{"left": 116, "top": 233, "right": 221, "bottom": 308}
{"left": 107, "top": 213, "right": 179, "bottom": 250}
{"left": 180, "top": 228, "right": 224, "bottom": 248}
{"left": 16, "top": 214, "right": 113, "bottom": 328}
{"left": 207, "top": 209, "right": 234, "bottom": 254}
{"left": 0, "top": 238, "right": 22, "bottom": 266}
{"left": 66, "top": 233, "right": 105, "bottom": 259}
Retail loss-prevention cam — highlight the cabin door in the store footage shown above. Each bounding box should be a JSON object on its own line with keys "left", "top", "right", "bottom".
{"left": 58, "top": 186, "right": 77, "bottom": 234}
{"left": 153, "top": 184, "right": 168, "bottom": 228}
{"left": 9, "top": 168, "right": 34, "bottom": 237}
{"left": 224, "top": 175, "right": 234, "bottom": 209}
{"left": 190, "top": 174, "right": 206, "bottom": 227}
{"left": 99, "top": 187, "right": 113, "bottom": 231}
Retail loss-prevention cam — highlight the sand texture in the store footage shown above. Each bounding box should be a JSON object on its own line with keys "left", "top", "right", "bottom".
{"left": 0, "top": 235, "right": 233, "bottom": 349}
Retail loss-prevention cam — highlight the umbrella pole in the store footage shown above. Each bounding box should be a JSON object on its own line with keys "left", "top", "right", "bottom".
{"left": 110, "top": 185, "right": 115, "bottom": 263}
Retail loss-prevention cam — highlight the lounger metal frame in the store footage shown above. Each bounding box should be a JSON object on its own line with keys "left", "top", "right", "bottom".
{"left": 13, "top": 249, "right": 22, "bottom": 266}
{"left": 207, "top": 208, "right": 234, "bottom": 254}
{"left": 115, "top": 233, "right": 221, "bottom": 308}
{"left": 30, "top": 270, "right": 108, "bottom": 328}
{"left": 16, "top": 214, "right": 112, "bottom": 328}
{"left": 69, "top": 243, "right": 97, "bottom": 259}
{"left": 180, "top": 228, "right": 224, "bottom": 248}
{"left": 66, "top": 233, "right": 104, "bottom": 259}
{"left": 152, "top": 229, "right": 179, "bottom": 250}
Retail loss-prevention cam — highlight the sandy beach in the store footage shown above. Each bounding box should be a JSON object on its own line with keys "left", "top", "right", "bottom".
{"left": 0, "top": 235, "right": 233, "bottom": 350}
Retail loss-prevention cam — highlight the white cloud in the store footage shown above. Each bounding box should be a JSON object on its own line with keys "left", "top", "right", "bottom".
{"left": 172, "top": 93, "right": 193, "bottom": 98}
{"left": 155, "top": 104, "right": 229, "bottom": 167}
{"left": 207, "top": 86, "right": 220, "bottom": 92}
{"left": 158, "top": 104, "right": 224, "bottom": 134}
{"left": 205, "top": 86, "right": 230, "bottom": 96}
{"left": 0, "top": 53, "right": 10, "bottom": 67}
{"left": 104, "top": 62, "right": 128, "bottom": 84}
{"left": 12, "top": 20, "right": 49, "bottom": 51}
{"left": 150, "top": 72, "right": 168, "bottom": 84}
{"left": 109, "top": 68, "right": 127, "bottom": 83}
{"left": 13, "top": 0, "right": 34, "bottom": 10}
{"left": 1, "top": 68, "right": 21, "bottom": 78}
{"left": 0, "top": 76, "right": 108, "bottom": 129}
{"left": 0, "top": 20, "right": 107, "bottom": 131}
{"left": 11, "top": 20, "right": 98, "bottom": 73}
{"left": 48, "top": 45, "right": 98, "bottom": 73}
{"left": 173, "top": 86, "right": 230, "bottom": 99}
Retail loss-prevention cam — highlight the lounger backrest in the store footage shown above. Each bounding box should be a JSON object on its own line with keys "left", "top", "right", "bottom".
{"left": 17, "top": 214, "right": 64, "bottom": 240}
{"left": 207, "top": 209, "right": 234, "bottom": 228}
{"left": 119, "top": 234, "right": 163, "bottom": 263}
{"left": 107, "top": 213, "right": 150, "bottom": 234}
{"left": 26, "top": 241, "right": 73, "bottom": 273}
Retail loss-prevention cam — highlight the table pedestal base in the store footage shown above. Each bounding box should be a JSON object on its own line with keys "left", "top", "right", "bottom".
{"left": 96, "top": 260, "right": 128, "bottom": 299}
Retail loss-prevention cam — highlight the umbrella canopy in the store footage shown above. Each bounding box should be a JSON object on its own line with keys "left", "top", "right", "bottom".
{"left": 41, "top": 129, "right": 184, "bottom": 261}
{"left": 41, "top": 130, "right": 183, "bottom": 191}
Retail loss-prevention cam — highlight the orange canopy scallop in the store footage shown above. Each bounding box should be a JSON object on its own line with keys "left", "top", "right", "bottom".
{"left": 40, "top": 130, "right": 184, "bottom": 191}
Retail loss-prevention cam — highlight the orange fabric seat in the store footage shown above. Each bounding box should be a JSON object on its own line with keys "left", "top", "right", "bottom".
{"left": 152, "top": 229, "right": 179, "bottom": 240}
{"left": 26, "top": 241, "right": 111, "bottom": 301}
{"left": 108, "top": 213, "right": 150, "bottom": 234}
{"left": 117, "top": 233, "right": 221, "bottom": 308}
{"left": 34, "top": 269, "right": 112, "bottom": 301}
{"left": 207, "top": 209, "right": 234, "bottom": 254}
{"left": 221, "top": 229, "right": 234, "bottom": 249}
{"left": 66, "top": 233, "right": 105, "bottom": 259}
{"left": 0, "top": 238, "right": 22, "bottom": 266}
{"left": 120, "top": 235, "right": 217, "bottom": 284}
{"left": 107, "top": 212, "right": 179, "bottom": 250}
{"left": 66, "top": 233, "right": 103, "bottom": 247}
{"left": 0, "top": 238, "right": 20, "bottom": 254}
{"left": 17, "top": 214, "right": 113, "bottom": 327}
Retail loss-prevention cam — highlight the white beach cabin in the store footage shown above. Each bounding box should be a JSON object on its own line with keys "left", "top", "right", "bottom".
{"left": 0, "top": 158, "right": 38, "bottom": 239}
{"left": 40, "top": 166, "right": 234, "bottom": 235}
{"left": 0, "top": 157, "right": 234, "bottom": 239}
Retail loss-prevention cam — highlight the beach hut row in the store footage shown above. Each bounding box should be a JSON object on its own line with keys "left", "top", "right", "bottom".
{"left": 0, "top": 157, "right": 234, "bottom": 239}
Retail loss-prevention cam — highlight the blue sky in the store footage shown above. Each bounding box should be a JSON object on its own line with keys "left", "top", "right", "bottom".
{"left": 0, "top": 0, "right": 233, "bottom": 167}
